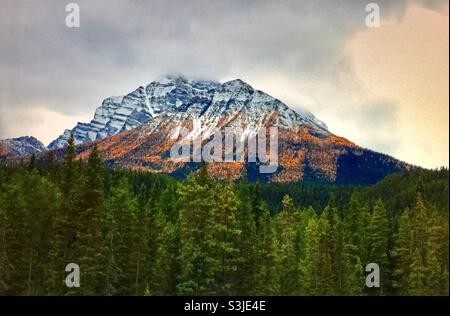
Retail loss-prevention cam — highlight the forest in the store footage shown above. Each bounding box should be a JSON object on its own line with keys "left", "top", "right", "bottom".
{"left": 0, "top": 138, "right": 448, "bottom": 296}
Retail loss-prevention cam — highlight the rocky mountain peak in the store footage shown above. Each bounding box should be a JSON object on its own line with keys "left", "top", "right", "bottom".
{"left": 0, "top": 136, "right": 46, "bottom": 159}
{"left": 48, "top": 76, "right": 327, "bottom": 149}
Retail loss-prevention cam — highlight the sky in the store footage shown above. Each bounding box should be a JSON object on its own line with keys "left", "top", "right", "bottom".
{"left": 0, "top": 0, "right": 448, "bottom": 168}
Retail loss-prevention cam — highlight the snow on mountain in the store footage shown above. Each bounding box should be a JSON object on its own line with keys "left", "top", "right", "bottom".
{"left": 0, "top": 136, "right": 46, "bottom": 158}
{"left": 48, "top": 76, "right": 328, "bottom": 149}
{"left": 48, "top": 75, "right": 410, "bottom": 184}
{"left": 0, "top": 76, "right": 411, "bottom": 184}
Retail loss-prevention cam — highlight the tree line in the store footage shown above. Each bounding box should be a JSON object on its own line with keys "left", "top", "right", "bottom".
{"left": 0, "top": 138, "right": 448, "bottom": 295}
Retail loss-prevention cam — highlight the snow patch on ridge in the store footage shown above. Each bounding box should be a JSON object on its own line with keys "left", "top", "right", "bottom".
{"left": 48, "top": 76, "right": 329, "bottom": 149}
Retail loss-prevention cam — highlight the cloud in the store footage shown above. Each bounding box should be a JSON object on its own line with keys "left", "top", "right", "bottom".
{"left": 344, "top": 2, "right": 449, "bottom": 168}
{"left": 0, "top": 0, "right": 448, "bottom": 167}
{"left": 0, "top": 105, "right": 89, "bottom": 144}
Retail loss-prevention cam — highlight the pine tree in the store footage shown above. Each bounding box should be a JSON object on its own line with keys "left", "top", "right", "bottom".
{"left": 424, "top": 217, "right": 448, "bottom": 295}
{"left": 316, "top": 215, "right": 334, "bottom": 295}
{"left": 151, "top": 214, "right": 180, "bottom": 295}
{"left": 211, "top": 182, "right": 241, "bottom": 294}
{"left": 0, "top": 196, "right": 9, "bottom": 294}
{"left": 407, "top": 195, "right": 429, "bottom": 295}
{"left": 322, "top": 203, "right": 346, "bottom": 295}
{"left": 301, "top": 214, "right": 321, "bottom": 295}
{"left": 61, "top": 134, "right": 76, "bottom": 194}
{"left": 345, "top": 193, "right": 369, "bottom": 264}
{"left": 344, "top": 193, "right": 368, "bottom": 294}
{"left": 128, "top": 199, "right": 151, "bottom": 295}
{"left": 23, "top": 171, "right": 60, "bottom": 295}
{"left": 100, "top": 177, "right": 137, "bottom": 295}
{"left": 430, "top": 211, "right": 449, "bottom": 295}
{"left": 46, "top": 135, "right": 88, "bottom": 295}
{"left": 392, "top": 195, "right": 449, "bottom": 295}
{"left": 274, "top": 195, "right": 303, "bottom": 295}
{"left": 0, "top": 178, "right": 13, "bottom": 295}
{"left": 1, "top": 170, "right": 59, "bottom": 295}
{"left": 144, "top": 200, "right": 179, "bottom": 295}
{"left": 234, "top": 177, "right": 258, "bottom": 295}
{"left": 366, "top": 200, "right": 390, "bottom": 294}
{"left": 0, "top": 149, "right": 448, "bottom": 296}
{"left": 391, "top": 209, "right": 412, "bottom": 294}
{"left": 75, "top": 145, "right": 104, "bottom": 294}
{"left": 0, "top": 172, "right": 29, "bottom": 295}
{"left": 177, "top": 169, "right": 241, "bottom": 295}
{"left": 407, "top": 195, "right": 448, "bottom": 295}
{"left": 177, "top": 172, "right": 216, "bottom": 295}
{"left": 46, "top": 150, "right": 57, "bottom": 181}
{"left": 254, "top": 202, "right": 277, "bottom": 295}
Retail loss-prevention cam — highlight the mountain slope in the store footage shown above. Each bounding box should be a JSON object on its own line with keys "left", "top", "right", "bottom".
{"left": 0, "top": 136, "right": 46, "bottom": 161}
{"left": 49, "top": 76, "right": 327, "bottom": 149}
{"left": 69, "top": 76, "right": 410, "bottom": 184}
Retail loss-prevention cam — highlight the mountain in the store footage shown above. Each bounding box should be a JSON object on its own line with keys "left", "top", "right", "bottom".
{"left": 0, "top": 136, "right": 46, "bottom": 161}
{"left": 60, "top": 76, "right": 411, "bottom": 184}
{"left": 49, "top": 76, "right": 327, "bottom": 149}
{"left": 48, "top": 94, "right": 148, "bottom": 149}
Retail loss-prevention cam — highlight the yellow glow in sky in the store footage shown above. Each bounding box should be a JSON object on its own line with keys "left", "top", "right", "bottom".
{"left": 346, "top": 3, "right": 449, "bottom": 168}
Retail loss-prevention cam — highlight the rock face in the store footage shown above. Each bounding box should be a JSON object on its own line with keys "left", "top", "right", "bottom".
{"left": 0, "top": 136, "right": 46, "bottom": 161}
{"left": 48, "top": 76, "right": 327, "bottom": 149}
{"left": 68, "top": 76, "right": 410, "bottom": 184}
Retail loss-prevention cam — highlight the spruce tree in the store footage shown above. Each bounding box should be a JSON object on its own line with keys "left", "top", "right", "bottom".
{"left": 366, "top": 200, "right": 390, "bottom": 294}
{"left": 254, "top": 202, "right": 277, "bottom": 295}
{"left": 100, "top": 177, "right": 137, "bottom": 295}
{"left": 391, "top": 209, "right": 412, "bottom": 294}
{"left": 322, "top": 203, "right": 346, "bottom": 295}
{"left": 75, "top": 145, "right": 104, "bottom": 294}
{"left": 344, "top": 193, "right": 368, "bottom": 294}
{"left": 1, "top": 170, "right": 59, "bottom": 295}
{"left": 234, "top": 177, "right": 258, "bottom": 295}
{"left": 274, "top": 195, "right": 303, "bottom": 295}
{"left": 151, "top": 215, "right": 180, "bottom": 295}
{"left": 302, "top": 214, "right": 321, "bottom": 295}
{"left": 177, "top": 172, "right": 216, "bottom": 295}
{"left": 406, "top": 195, "right": 448, "bottom": 295}
{"left": 0, "top": 196, "right": 9, "bottom": 294}
{"left": 211, "top": 182, "right": 241, "bottom": 295}
{"left": 128, "top": 199, "right": 151, "bottom": 295}
{"left": 316, "top": 215, "right": 334, "bottom": 295}
{"left": 177, "top": 170, "right": 241, "bottom": 295}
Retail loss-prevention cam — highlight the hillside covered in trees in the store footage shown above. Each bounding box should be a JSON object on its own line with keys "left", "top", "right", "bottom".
{"left": 0, "top": 139, "right": 448, "bottom": 296}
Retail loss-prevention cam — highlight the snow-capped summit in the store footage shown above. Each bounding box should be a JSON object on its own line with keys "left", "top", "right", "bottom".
{"left": 40, "top": 75, "right": 411, "bottom": 184}
{"left": 48, "top": 76, "right": 327, "bottom": 149}
{"left": 0, "top": 76, "right": 411, "bottom": 184}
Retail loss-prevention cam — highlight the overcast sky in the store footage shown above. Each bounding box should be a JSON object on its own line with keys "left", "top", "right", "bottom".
{"left": 0, "top": 0, "right": 448, "bottom": 168}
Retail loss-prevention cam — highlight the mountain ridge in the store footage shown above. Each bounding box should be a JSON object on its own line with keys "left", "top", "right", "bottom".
{"left": 0, "top": 136, "right": 46, "bottom": 161}
{"left": 2, "top": 76, "right": 412, "bottom": 184}
{"left": 62, "top": 76, "right": 411, "bottom": 184}
{"left": 48, "top": 76, "right": 328, "bottom": 149}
